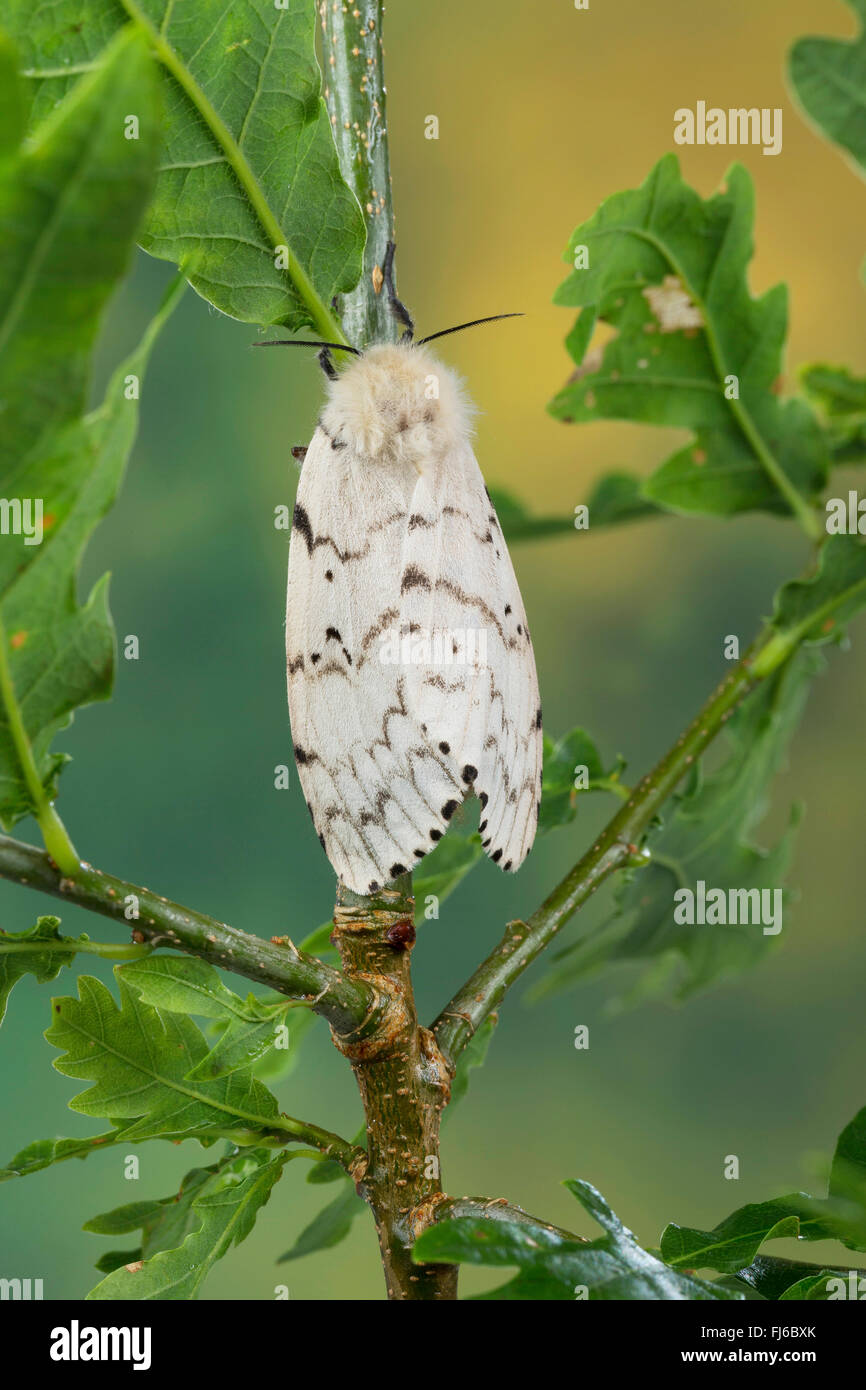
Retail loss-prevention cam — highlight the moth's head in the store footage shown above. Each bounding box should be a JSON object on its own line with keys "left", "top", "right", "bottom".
{"left": 322, "top": 342, "right": 472, "bottom": 466}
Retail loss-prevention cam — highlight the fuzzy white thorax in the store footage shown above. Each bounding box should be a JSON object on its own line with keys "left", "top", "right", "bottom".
{"left": 320, "top": 342, "right": 473, "bottom": 467}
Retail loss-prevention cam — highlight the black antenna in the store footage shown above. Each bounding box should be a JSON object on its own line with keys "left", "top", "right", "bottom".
{"left": 253, "top": 339, "right": 361, "bottom": 355}
{"left": 382, "top": 241, "right": 415, "bottom": 341}
{"left": 418, "top": 313, "right": 523, "bottom": 346}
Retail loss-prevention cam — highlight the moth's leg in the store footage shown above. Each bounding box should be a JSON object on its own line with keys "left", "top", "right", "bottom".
{"left": 382, "top": 240, "right": 415, "bottom": 342}
{"left": 318, "top": 347, "right": 338, "bottom": 380}
{"left": 291, "top": 446, "right": 307, "bottom": 463}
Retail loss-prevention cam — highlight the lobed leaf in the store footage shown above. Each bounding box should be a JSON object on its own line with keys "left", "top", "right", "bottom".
{"left": 413, "top": 1178, "right": 741, "bottom": 1300}
{"left": 539, "top": 727, "right": 626, "bottom": 833}
{"left": 534, "top": 649, "right": 820, "bottom": 1007}
{"left": 0, "top": 916, "right": 85, "bottom": 1025}
{"left": 0, "top": 30, "right": 171, "bottom": 827}
{"left": 763, "top": 534, "right": 866, "bottom": 653}
{"left": 0, "top": 1130, "right": 129, "bottom": 1182}
{"left": 118, "top": 955, "right": 298, "bottom": 1081}
{"left": 789, "top": 0, "right": 866, "bottom": 183}
{"left": 662, "top": 1104, "right": 866, "bottom": 1277}
{"left": 46, "top": 973, "right": 287, "bottom": 1144}
{"left": 7, "top": 0, "right": 365, "bottom": 330}
{"left": 277, "top": 1180, "right": 364, "bottom": 1264}
{"left": 87, "top": 1147, "right": 287, "bottom": 1299}
{"left": 549, "top": 155, "right": 827, "bottom": 523}
{"left": 800, "top": 363, "right": 866, "bottom": 464}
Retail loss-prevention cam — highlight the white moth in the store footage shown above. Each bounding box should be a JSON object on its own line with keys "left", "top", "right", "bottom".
{"left": 286, "top": 340, "right": 542, "bottom": 897}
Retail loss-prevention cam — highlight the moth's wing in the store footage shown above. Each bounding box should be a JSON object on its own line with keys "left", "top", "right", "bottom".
{"left": 286, "top": 427, "right": 463, "bottom": 895}
{"left": 399, "top": 442, "right": 542, "bottom": 872}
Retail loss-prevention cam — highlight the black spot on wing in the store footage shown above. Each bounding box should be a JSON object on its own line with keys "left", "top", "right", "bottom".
{"left": 401, "top": 564, "right": 431, "bottom": 594}
{"left": 292, "top": 503, "right": 314, "bottom": 552}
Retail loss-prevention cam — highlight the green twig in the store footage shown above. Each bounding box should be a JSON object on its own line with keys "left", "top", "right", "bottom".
{"left": 320, "top": 0, "right": 398, "bottom": 347}
{"left": 432, "top": 611, "right": 826, "bottom": 1068}
{"left": 0, "top": 938, "right": 151, "bottom": 960}
{"left": 0, "top": 833, "right": 382, "bottom": 1039}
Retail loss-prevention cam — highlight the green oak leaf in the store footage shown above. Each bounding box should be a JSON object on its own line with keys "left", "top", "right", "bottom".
{"left": 0, "top": 916, "right": 84, "bottom": 1025}
{"left": 277, "top": 1179, "right": 365, "bottom": 1263}
{"left": 732, "top": 1254, "right": 863, "bottom": 1301}
{"left": 0, "top": 1130, "right": 131, "bottom": 1182}
{"left": 487, "top": 487, "right": 575, "bottom": 543}
{"left": 0, "top": 29, "right": 173, "bottom": 827}
{"left": 533, "top": 648, "right": 820, "bottom": 1007}
{"left": 413, "top": 1179, "right": 741, "bottom": 1300}
{"left": 413, "top": 819, "right": 484, "bottom": 922}
{"left": 87, "top": 1147, "right": 287, "bottom": 1299}
{"left": 443, "top": 1014, "right": 497, "bottom": 1122}
{"left": 0, "top": 26, "right": 159, "bottom": 478}
{"left": 7, "top": 0, "right": 364, "bottom": 330}
{"left": 46, "top": 973, "right": 288, "bottom": 1145}
{"left": 539, "top": 727, "right": 626, "bottom": 832}
{"left": 800, "top": 363, "right": 866, "bottom": 464}
{"left": 789, "top": 0, "right": 866, "bottom": 183}
{"left": 416, "top": 724, "right": 624, "bottom": 915}
{"left": 118, "top": 955, "right": 297, "bottom": 1081}
{"left": 549, "top": 155, "right": 827, "bottom": 524}
{"left": 760, "top": 534, "right": 866, "bottom": 658}
{"left": 490, "top": 474, "right": 661, "bottom": 546}
{"left": 663, "top": 1105, "right": 866, "bottom": 1277}
{"left": 779, "top": 1270, "right": 860, "bottom": 1299}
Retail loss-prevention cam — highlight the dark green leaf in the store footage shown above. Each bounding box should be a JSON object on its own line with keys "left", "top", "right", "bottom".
{"left": 0, "top": 26, "right": 159, "bottom": 476}
{"left": 46, "top": 974, "right": 287, "bottom": 1145}
{"left": 535, "top": 650, "right": 819, "bottom": 1006}
{"left": 779, "top": 1270, "right": 860, "bottom": 1300}
{"left": 277, "top": 1179, "right": 365, "bottom": 1263}
{"left": 414, "top": 819, "right": 484, "bottom": 922}
{"left": 8, "top": 0, "right": 364, "bottom": 329}
{"left": 444, "top": 1015, "right": 497, "bottom": 1122}
{"left": 488, "top": 487, "right": 575, "bottom": 543}
{"left": 413, "top": 1178, "right": 741, "bottom": 1300}
{"left": 801, "top": 362, "right": 866, "bottom": 464}
{"left": 583, "top": 471, "right": 664, "bottom": 527}
{"left": 789, "top": 1, "right": 866, "bottom": 182}
{"left": 87, "top": 1148, "right": 286, "bottom": 1299}
{"left": 0, "top": 1130, "right": 129, "bottom": 1182}
{"left": 761, "top": 535, "right": 866, "bottom": 655}
{"left": 549, "top": 155, "right": 827, "bottom": 522}
{"left": 0, "top": 31, "right": 170, "bottom": 827}
{"left": 118, "top": 955, "right": 297, "bottom": 1080}
{"left": 417, "top": 725, "right": 622, "bottom": 917}
{"left": 662, "top": 1199, "right": 810, "bottom": 1273}
{"left": 94, "top": 1249, "right": 142, "bottom": 1274}
{"left": 662, "top": 1105, "right": 866, "bottom": 1277}
{"left": 0, "top": 916, "right": 84, "bottom": 1024}
{"left": 732, "top": 1254, "right": 853, "bottom": 1301}
{"left": 490, "top": 475, "right": 661, "bottom": 546}
{"left": 539, "top": 727, "right": 626, "bottom": 832}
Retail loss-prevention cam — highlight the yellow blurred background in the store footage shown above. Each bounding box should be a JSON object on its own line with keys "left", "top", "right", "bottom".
{"left": 1, "top": 0, "right": 865, "bottom": 1299}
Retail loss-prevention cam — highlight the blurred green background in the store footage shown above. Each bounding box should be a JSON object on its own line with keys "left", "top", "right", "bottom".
{"left": 2, "top": 0, "right": 865, "bottom": 1299}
